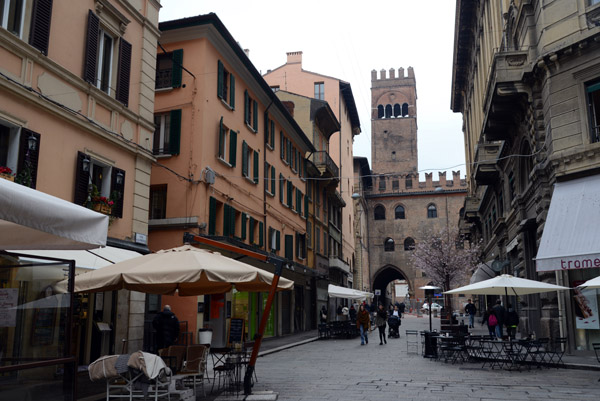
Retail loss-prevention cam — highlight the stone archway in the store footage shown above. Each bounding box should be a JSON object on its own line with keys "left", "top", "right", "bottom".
{"left": 371, "top": 264, "right": 411, "bottom": 307}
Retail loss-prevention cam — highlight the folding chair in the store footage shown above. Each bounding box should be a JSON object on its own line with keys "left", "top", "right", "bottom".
{"left": 528, "top": 338, "right": 550, "bottom": 369}
{"left": 406, "top": 330, "right": 419, "bottom": 354}
{"left": 547, "top": 337, "right": 567, "bottom": 368}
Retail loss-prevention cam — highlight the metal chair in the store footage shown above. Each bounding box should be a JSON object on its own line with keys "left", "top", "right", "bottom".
{"left": 528, "top": 338, "right": 550, "bottom": 368}
{"left": 406, "top": 330, "right": 419, "bottom": 354}
{"left": 547, "top": 337, "right": 567, "bottom": 368}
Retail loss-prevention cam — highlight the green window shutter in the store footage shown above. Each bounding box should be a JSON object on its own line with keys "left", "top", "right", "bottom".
{"left": 229, "top": 74, "right": 235, "bottom": 109}
{"left": 280, "top": 131, "right": 284, "bottom": 159}
{"left": 287, "top": 140, "right": 291, "bottom": 163}
{"left": 253, "top": 151, "right": 259, "bottom": 184}
{"left": 258, "top": 221, "right": 264, "bottom": 247}
{"left": 223, "top": 204, "right": 230, "bottom": 236}
{"left": 218, "top": 116, "right": 224, "bottom": 158}
{"left": 268, "top": 227, "right": 274, "bottom": 250}
{"left": 279, "top": 174, "right": 284, "bottom": 203}
{"left": 230, "top": 206, "right": 236, "bottom": 237}
{"left": 304, "top": 194, "right": 309, "bottom": 218}
{"left": 296, "top": 191, "right": 302, "bottom": 213}
{"left": 270, "top": 120, "right": 275, "bottom": 147}
{"left": 169, "top": 109, "right": 181, "bottom": 155}
{"left": 264, "top": 116, "right": 269, "bottom": 144}
{"left": 253, "top": 100, "right": 258, "bottom": 130}
{"left": 285, "top": 234, "right": 293, "bottom": 260}
{"left": 172, "top": 49, "right": 183, "bottom": 88}
{"left": 229, "top": 130, "right": 237, "bottom": 166}
{"left": 209, "top": 197, "right": 217, "bottom": 235}
{"left": 249, "top": 217, "right": 255, "bottom": 243}
{"left": 287, "top": 182, "right": 293, "bottom": 208}
{"left": 276, "top": 230, "right": 281, "bottom": 251}
{"left": 271, "top": 166, "right": 276, "bottom": 194}
{"left": 241, "top": 213, "right": 247, "bottom": 240}
{"left": 244, "top": 90, "right": 249, "bottom": 124}
{"left": 242, "top": 140, "right": 248, "bottom": 177}
{"left": 217, "top": 60, "right": 224, "bottom": 99}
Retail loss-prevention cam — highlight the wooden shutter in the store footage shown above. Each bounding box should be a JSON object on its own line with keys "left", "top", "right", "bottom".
{"left": 268, "top": 227, "right": 274, "bottom": 250}
{"left": 287, "top": 182, "right": 293, "bottom": 208}
{"left": 279, "top": 174, "right": 284, "bottom": 203}
{"left": 241, "top": 213, "right": 247, "bottom": 240}
{"left": 74, "top": 151, "right": 90, "bottom": 205}
{"left": 169, "top": 109, "right": 181, "bottom": 155}
{"left": 271, "top": 166, "right": 275, "bottom": 195}
{"left": 230, "top": 206, "right": 236, "bottom": 237}
{"left": 208, "top": 197, "right": 217, "bottom": 235}
{"left": 171, "top": 49, "right": 183, "bottom": 88}
{"left": 223, "top": 204, "right": 230, "bottom": 236}
{"left": 217, "top": 60, "right": 223, "bottom": 98}
{"left": 29, "top": 0, "right": 53, "bottom": 55}
{"left": 296, "top": 190, "right": 302, "bottom": 213}
{"left": 116, "top": 38, "right": 132, "bottom": 106}
{"left": 253, "top": 151, "right": 259, "bottom": 184}
{"left": 276, "top": 230, "right": 281, "bottom": 251}
{"left": 229, "top": 130, "right": 237, "bottom": 167}
{"left": 285, "top": 235, "right": 293, "bottom": 260}
{"left": 280, "top": 131, "right": 284, "bottom": 159}
{"left": 253, "top": 100, "right": 258, "bottom": 131}
{"left": 258, "top": 221, "right": 264, "bottom": 248}
{"left": 229, "top": 74, "right": 235, "bottom": 109}
{"left": 264, "top": 115, "right": 269, "bottom": 144}
{"left": 304, "top": 194, "right": 309, "bottom": 218}
{"left": 218, "top": 116, "right": 224, "bottom": 158}
{"left": 249, "top": 216, "right": 255, "bottom": 243}
{"left": 242, "top": 141, "right": 248, "bottom": 177}
{"left": 17, "top": 129, "right": 41, "bottom": 189}
{"left": 110, "top": 167, "right": 125, "bottom": 218}
{"left": 83, "top": 10, "right": 99, "bottom": 84}
{"left": 244, "top": 90, "right": 249, "bottom": 124}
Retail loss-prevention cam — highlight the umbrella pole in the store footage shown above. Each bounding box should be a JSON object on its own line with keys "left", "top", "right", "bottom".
{"left": 244, "top": 260, "right": 283, "bottom": 395}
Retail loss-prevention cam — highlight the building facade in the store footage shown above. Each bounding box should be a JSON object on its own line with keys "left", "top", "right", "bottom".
{"left": 452, "top": 0, "right": 600, "bottom": 350}
{"left": 367, "top": 67, "right": 468, "bottom": 304}
{"left": 0, "top": 0, "right": 160, "bottom": 398}
{"left": 150, "top": 14, "right": 317, "bottom": 348}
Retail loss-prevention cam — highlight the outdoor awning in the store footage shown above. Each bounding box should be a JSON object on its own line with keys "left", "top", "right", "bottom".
{"left": 12, "top": 247, "right": 142, "bottom": 270}
{"left": 0, "top": 178, "right": 108, "bottom": 250}
{"left": 536, "top": 175, "right": 600, "bottom": 272}
{"left": 328, "top": 284, "right": 374, "bottom": 300}
{"left": 470, "top": 262, "right": 496, "bottom": 284}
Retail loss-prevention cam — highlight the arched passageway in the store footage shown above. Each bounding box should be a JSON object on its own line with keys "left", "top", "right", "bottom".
{"left": 371, "top": 265, "right": 409, "bottom": 308}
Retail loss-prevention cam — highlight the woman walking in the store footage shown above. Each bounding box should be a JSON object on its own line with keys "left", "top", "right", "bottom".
{"left": 482, "top": 304, "right": 497, "bottom": 337}
{"left": 375, "top": 304, "right": 388, "bottom": 345}
{"left": 356, "top": 304, "right": 370, "bottom": 345}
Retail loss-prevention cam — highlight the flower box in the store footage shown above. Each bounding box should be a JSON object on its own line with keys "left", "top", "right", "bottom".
{"left": 92, "top": 203, "right": 113, "bottom": 215}
{"left": 0, "top": 173, "right": 15, "bottom": 182}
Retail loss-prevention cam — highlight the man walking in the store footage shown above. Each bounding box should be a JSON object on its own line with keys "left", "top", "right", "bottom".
{"left": 492, "top": 299, "right": 506, "bottom": 339}
{"left": 152, "top": 305, "right": 180, "bottom": 352}
{"left": 464, "top": 299, "right": 477, "bottom": 328}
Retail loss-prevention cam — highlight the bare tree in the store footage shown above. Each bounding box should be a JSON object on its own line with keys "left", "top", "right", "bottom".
{"left": 410, "top": 227, "right": 481, "bottom": 317}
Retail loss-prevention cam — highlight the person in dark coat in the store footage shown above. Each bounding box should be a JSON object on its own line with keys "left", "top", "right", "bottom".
{"left": 320, "top": 305, "right": 328, "bottom": 323}
{"left": 464, "top": 299, "right": 477, "bottom": 328}
{"left": 374, "top": 304, "right": 388, "bottom": 345}
{"left": 152, "top": 305, "right": 180, "bottom": 352}
{"left": 481, "top": 305, "right": 497, "bottom": 337}
{"left": 399, "top": 302, "right": 406, "bottom": 317}
{"left": 505, "top": 304, "right": 519, "bottom": 339}
{"left": 356, "top": 304, "right": 370, "bottom": 345}
{"left": 492, "top": 299, "right": 506, "bottom": 338}
{"left": 349, "top": 305, "right": 357, "bottom": 322}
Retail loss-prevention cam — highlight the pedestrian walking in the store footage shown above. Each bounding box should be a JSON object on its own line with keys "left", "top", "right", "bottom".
{"left": 320, "top": 305, "right": 328, "bottom": 323}
{"left": 481, "top": 304, "right": 497, "bottom": 337}
{"left": 152, "top": 305, "right": 180, "bottom": 352}
{"left": 399, "top": 302, "right": 405, "bottom": 317}
{"left": 493, "top": 299, "right": 506, "bottom": 338}
{"left": 374, "top": 304, "right": 387, "bottom": 345}
{"left": 356, "top": 304, "right": 370, "bottom": 345}
{"left": 464, "top": 298, "right": 477, "bottom": 328}
{"left": 505, "top": 304, "right": 519, "bottom": 339}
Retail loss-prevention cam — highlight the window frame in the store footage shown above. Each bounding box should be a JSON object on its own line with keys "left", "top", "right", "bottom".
{"left": 374, "top": 204, "right": 386, "bottom": 220}
{"left": 384, "top": 238, "right": 395, "bottom": 252}
{"left": 427, "top": 204, "right": 438, "bottom": 219}
{"left": 314, "top": 82, "right": 324, "bottom": 100}
{"left": 394, "top": 205, "right": 405, "bottom": 220}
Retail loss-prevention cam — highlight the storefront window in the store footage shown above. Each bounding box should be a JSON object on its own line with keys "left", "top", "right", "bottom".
{"left": 569, "top": 269, "right": 600, "bottom": 351}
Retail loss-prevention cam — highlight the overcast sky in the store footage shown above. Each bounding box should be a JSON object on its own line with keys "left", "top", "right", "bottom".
{"left": 158, "top": 0, "right": 466, "bottom": 178}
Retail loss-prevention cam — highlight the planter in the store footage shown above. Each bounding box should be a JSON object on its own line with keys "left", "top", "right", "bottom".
{"left": 92, "top": 203, "right": 113, "bottom": 215}
{"left": 0, "top": 173, "right": 15, "bottom": 182}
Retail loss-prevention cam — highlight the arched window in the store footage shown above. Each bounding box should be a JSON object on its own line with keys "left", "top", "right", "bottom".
{"left": 404, "top": 237, "right": 415, "bottom": 251}
{"left": 374, "top": 205, "right": 386, "bottom": 220}
{"left": 385, "top": 104, "right": 392, "bottom": 118}
{"left": 393, "top": 103, "right": 401, "bottom": 117}
{"left": 427, "top": 204, "right": 437, "bottom": 218}
{"left": 395, "top": 205, "right": 405, "bottom": 219}
{"left": 377, "top": 105, "right": 384, "bottom": 119}
{"left": 384, "top": 238, "right": 395, "bottom": 252}
{"left": 402, "top": 103, "right": 409, "bottom": 117}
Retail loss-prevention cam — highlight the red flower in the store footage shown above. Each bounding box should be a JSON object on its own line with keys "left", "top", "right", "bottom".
{"left": 0, "top": 166, "right": 13, "bottom": 175}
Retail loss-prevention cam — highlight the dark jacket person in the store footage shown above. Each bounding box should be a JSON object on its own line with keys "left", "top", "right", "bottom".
{"left": 153, "top": 305, "right": 180, "bottom": 352}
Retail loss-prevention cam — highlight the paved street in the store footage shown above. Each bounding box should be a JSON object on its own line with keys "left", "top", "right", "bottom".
{"left": 241, "top": 315, "right": 600, "bottom": 401}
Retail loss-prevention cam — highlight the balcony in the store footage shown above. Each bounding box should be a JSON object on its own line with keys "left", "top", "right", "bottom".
{"left": 329, "top": 257, "right": 350, "bottom": 274}
{"left": 309, "top": 151, "right": 339, "bottom": 184}
{"left": 474, "top": 142, "right": 503, "bottom": 185}
{"left": 463, "top": 196, "right": 480, "bottom": 223}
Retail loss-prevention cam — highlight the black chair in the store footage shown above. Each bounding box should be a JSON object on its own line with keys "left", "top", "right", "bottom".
{"left": 318, "top": 323, "right": 330, "bottom": 339}
{"left": 406, "top": 330, "right": 419, "bottom": 354}
{"left": 592, "top": 343, "right": 600, "bottom": 381}
{"left": 528, "top": 338, "right": 550, "bottom": 368}
{"left": 547, "top": 337, "right": 567, "bottom": 368}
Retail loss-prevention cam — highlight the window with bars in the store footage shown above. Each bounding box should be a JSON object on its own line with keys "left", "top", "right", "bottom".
{"left": 149, "top": 185, "right": 167, "bottom": 220}
{"left": 155, "top": 50, "right": 183, "bottom": 89}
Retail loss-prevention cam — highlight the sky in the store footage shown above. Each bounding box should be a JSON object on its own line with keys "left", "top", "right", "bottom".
{"left": 158, "top": 0, "right": 466, "bottom": 178}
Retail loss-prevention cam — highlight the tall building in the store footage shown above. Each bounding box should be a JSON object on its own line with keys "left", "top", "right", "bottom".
{"left": 264, "top": 53, "right": 361, "bottom": 290}
{"left": 366, "top": 67, "right": 467, "bottom": 304}
{"left": 451, "top": 0, "right": 600, "bottom": 351}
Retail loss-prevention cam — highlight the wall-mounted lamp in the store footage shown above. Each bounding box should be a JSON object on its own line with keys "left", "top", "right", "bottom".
{"left": 351, "top": 192, "right": 361, "bottom": 199}
{"left": 27, "top": 134, "right": 37, "bottom": 151}
{"left": 82, "top": 156, "right": 90, "bottom": 172}
{"left": 116, "top": 171, "right": 124, "bottom": 185}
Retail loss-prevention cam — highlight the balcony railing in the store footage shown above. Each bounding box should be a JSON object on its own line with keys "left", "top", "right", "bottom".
{"left": 309, "top": 151, "right": 339, "bottom": 178}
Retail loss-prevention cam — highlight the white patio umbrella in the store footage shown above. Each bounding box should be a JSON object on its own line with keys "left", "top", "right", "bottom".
{"left": 577, "top": 276, "right": 600, "bottom": 289}
{"left": 328, "top": 284, "right": 374, "bottom": 301}
{"left": 444, "top": 274, "right": 570, "bottom": 297}
{"left": 54, "top": 245, "right": 293, "bottom": 296}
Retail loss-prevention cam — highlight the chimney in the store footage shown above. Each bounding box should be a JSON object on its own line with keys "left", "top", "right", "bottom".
{"left": 407, "top": 66, "right": 415, "bottom": 78}
{"left": 453, "top": 170, "right": 461, "bottom": 186}
{"left": 380, "top": 69, "right": 387, "bottom": 80}
{"left": 389, "top": 68, "right": 395, "bottom": 79}
{"left": 286, "top": 51, "right": 303, "bottom": 65}
{"left": 438, "top": 171, "right": 447, "bottom": 187}
{"left": 244, "top": 49, "right": 250, "bottom": 58}
{"left": 371, "top": 69, "right": 377, "bottom": 81}
{"left": 282, "top": 101, "right": 295, "bottom": 117}
{"left": 398, "top": 67, "right": 404, "bottom": 78}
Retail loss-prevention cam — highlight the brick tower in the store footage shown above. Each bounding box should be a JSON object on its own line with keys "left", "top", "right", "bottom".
{"left": 371, "top": 67, "right": 418, "bottom": 176}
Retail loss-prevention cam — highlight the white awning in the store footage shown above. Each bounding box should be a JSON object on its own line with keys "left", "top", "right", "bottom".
{"left": 536, "top": 175, "right": 600, "bottom": 272}
{"left": 470, "top": 262, "right": 496, "bottom": 284}
{"left": 11, "top": 247, "right": 143, "bottom": 270}
{"left": 0, "top": 179, "right": 108, "bottom": 250}
{"left": 328, "top": 284, "right": 374, "bottom": 300}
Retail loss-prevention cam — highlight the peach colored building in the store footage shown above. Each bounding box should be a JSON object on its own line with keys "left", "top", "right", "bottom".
{"left": 0, "top": 0, "right": 160, "bottom": 398}
{"left": 150, "top": 14, "right": 316, "bottom": 347}
{"left": 264, "top": 52, "right": 362, "bottom": 289}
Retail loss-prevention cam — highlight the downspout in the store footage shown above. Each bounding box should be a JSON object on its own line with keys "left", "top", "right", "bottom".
{"left": 263, "top": 99, "right": 274, "bottom": 250}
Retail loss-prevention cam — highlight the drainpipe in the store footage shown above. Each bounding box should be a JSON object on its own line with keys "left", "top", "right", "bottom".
{"left": 263, "top": 100, "right": 274, "bottom": 252}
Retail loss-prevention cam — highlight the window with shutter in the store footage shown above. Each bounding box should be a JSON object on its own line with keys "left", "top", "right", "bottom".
{"left": 280, "top": 131, "right": 284, "bottom": 160}
{"left": 217, "top": 60, "right": 233, "bottom": 107}
{"left": 28, "top": 0, "right": 54, "bottom": 56}
{"left": 253, "top": 100, "right": 258, "bottom": 131}
{"left": 287, "top": 181, "right": 293, "bottom": 208}
{"left": 249, "top": 216, "right": 255, "bottom": 244}
{"left": 242, "top": 140, "right": 248, "bottom": 177}
{"left": 223, "top": 204, "right": 230, "bottom": 237}
{"left": 241, "top": 213, "right": 247, "bottom": 240}
{"left": 276, "top": 230, "right": 281, "bottom": 251}
{"left": 229, "top": 130, "right": 237, "bottom": 167}
{"left": 229, "top": 74, "right": 235, "bottom": 109}
{"left": 285, "top": 235, "right": 293, "bottom": 260}
{"left": 258, "top": 221, "right": 264, "bottom": 247}
{"left": 208, "top": 197, "right": 217, "bottom": 235}
{"left": 279, "top": 174, "right": 284, "bottom": 204}
{"left": 169, "top": 109, "right": 181, "bottom": 155}
{"left": 304, "top": 194, "right": 309, "bottom": 219}
{"left": 110, "top": 167, "right": 125, "bottom": 218}
{"left": 271, "top": 166, "right": 276, "bottom": 195}
{"left": 16, "top": 128, "right": 40, "bottom": 189}
{"left": 244, "top": 90, "right": 250, "bottom": 125}
{"left": 253, "top": 151, "right": 259, "bottom": 184}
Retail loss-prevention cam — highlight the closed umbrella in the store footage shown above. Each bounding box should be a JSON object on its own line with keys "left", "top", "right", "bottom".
{"left": 55, "top": 245, "right": 293, "bottom": 295}
{"left": 444, "top": 274, "right": 570, "bottom": 297}
{"left": 328, "top": 284, "right": 374, "bottom": 301}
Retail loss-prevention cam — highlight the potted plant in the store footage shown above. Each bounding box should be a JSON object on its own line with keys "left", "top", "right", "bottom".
{"left": 88, "top": 185, "right": 115, "bottom": 215}
{"left": 0, "top": 166, "right": 15, "bottom": 182}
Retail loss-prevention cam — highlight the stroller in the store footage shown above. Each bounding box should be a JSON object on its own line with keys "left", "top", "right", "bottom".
{"left": 387, "top": 315, "right": 401, "bottom": 338}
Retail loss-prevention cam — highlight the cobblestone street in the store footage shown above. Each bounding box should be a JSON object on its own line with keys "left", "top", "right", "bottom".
{"left": 247, "top": 315, "right": 600, "bottom": 401}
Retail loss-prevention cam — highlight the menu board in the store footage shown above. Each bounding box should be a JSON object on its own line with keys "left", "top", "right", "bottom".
{"left": 227, "top": 318, "right": 245, "bottom": 346}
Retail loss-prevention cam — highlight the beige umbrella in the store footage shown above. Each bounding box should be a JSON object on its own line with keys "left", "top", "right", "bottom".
{"left": 577, "top": 276, "right": 600, "bottom": 289}
{"left": 444, "top": 274, "right": 570, "bottom": 296}
{"left": 55, "top": 245, "right": 293, "bottom": 295}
